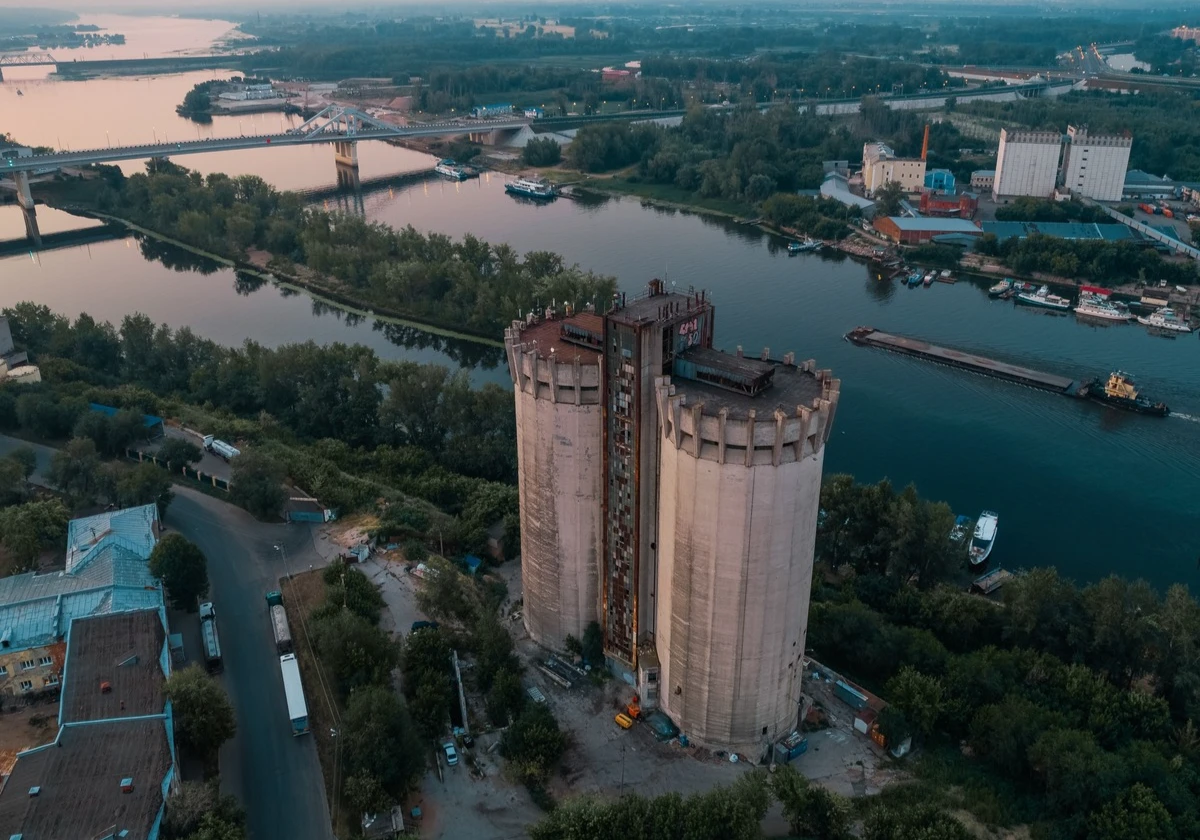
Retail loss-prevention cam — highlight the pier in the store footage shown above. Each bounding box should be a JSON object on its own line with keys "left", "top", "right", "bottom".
{"left": 845, "top": 327, "right": 1086, "bottom": 396}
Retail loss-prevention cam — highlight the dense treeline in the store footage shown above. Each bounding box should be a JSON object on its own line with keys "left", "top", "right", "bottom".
{"left": 976, "top": 233, "right": 1199, "bottom": 286}
{"left": 962, "top": 91, "right": 1200, "bottom": 180}
{"left": 810, "top": 477, "right": 1200, "bottom": 837}
{"left": 0, "top": 304, "right": 521, "bottom": 553}
{"left": 994, "top": 197, "right": 1113, "bottom": 224}
{"left": 84, "top": 166, "right": 615, "bottom": 338}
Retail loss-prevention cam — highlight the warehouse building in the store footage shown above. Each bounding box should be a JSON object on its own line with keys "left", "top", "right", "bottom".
{"left": 982, "top": 221, "right": 1136, "bottom": 242}
{"left": 874, "top": 216, "right": 983, "bottom": 244}
{"left": 993, "top": 129, "right": 1063, "bottom": 201}
{"left": 862, "top": 141, "right": 926, "bottom": 196}
{"left": 970, "top": 170, "right": 995, "bottom": 192}
{"left": 1060, "top": 125, "right": 1132, "bottom": 202}
{"left": 505, "top": 283, "right": 840, "bottom": 749}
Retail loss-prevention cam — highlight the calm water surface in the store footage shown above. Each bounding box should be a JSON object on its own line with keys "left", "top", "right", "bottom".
{"left": 1, "top": 22, "right": 1198, "bottom": 590}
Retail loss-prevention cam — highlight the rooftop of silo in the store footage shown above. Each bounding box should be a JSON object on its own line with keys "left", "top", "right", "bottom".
{"left": 514, "top": 312, "right": 603, "bottom": 362}
{"left": 606, "top": 287, "right": 710, "bottom": 326}
{"left": 671, "top": 350, "right": 827, "bottom": 419}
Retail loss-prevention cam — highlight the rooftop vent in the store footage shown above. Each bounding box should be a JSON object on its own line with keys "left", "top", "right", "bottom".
{"left": 27, "top": 786, "right": 40, "bottom": 797}
{"left": 120, "top": 778, "right": 134, "bottom": 793}
{"left": 100, "top": 681, "right": 112, "bottom": 694}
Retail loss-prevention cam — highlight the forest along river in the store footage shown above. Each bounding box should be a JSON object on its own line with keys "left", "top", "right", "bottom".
{"left": 2, "top": 46, "right": 1199, "bottom": 591}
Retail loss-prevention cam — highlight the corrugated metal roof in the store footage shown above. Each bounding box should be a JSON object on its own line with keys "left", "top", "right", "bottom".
{"left": 883, "top": 217, "right": 982, "bottom": 233}
{"left": 982, "top": 221, "right": 1134, "bottom": 241}
{"left": 66, "top": 503, "right": 158, "bottom": 573}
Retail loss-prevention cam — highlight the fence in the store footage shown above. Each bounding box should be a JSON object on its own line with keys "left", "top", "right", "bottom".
{"left": 126, "top": 449, "right": 230, "bottom": 492}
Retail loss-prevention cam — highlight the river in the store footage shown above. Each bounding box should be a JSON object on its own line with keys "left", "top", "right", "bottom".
{"left": 2, "top": 22, "right": 1199, "bottom": 591}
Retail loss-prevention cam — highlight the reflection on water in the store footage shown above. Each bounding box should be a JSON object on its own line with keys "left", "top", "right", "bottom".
{"left": 136, "top": 236, "right": 223, "bottom": 275}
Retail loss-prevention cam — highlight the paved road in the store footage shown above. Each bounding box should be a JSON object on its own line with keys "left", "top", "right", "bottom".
{"left": 0, "top": 434, "right": 333, "bottom": 840}
{"left": 167, "top": 489, "right": 333, "bottom": 840}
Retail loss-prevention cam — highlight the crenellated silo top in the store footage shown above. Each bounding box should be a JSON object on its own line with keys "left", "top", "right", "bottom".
{"left": 505, "top": 313, "right": 603, "bottom": 405}
{"left": 654, "top": 352, "right": 841, "bottom": 466}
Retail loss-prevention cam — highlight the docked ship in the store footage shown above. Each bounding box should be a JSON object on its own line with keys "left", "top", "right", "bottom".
{"left": 969, "top": 511, "right": 999, "bottom": 567}
{"left": 787, "top": 238, "right": 819, "bottom": 253}
{"left": 1085, "top": 370, "right": 1169, "bottom": 417}
{"left": 1074, "top": 296, "right": 1133, "bottom": 322}
{"left": 1015, "top": 284, "right": 1071, "bottom": 311}
{"left": 988, "top": 279, "right": 1013, "bottom": 298}
{"left": 505, "top": 176, "right": 557, "bottom": 200}
{"left": 1137, "top": 306, "right": 1192, "bottom": 333}
{"left": 434, "top": 159, "right": 469, "bottom": 180}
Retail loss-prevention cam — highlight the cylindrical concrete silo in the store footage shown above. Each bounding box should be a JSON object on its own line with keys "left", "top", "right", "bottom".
{"left": 652, "top": 355, "right": 840, "bottom": 749}
{"left": 504, "top": 314, "right": 604, "bottom": 650}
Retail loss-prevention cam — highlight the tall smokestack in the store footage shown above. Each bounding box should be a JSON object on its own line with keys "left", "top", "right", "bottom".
{"left": 921, "top": 124, "right": 930, "bottom": 161}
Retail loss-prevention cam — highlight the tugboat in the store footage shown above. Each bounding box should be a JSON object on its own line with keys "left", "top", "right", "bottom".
{"left": 1085, "top": 371, "right": 1169, "bottom": 417}
{"left": 505, "top": 176, "right": 557, "bottom": 200}
{"left": 787, "top": 237, "right": 819, "bottom": 254}
{"left": 969, "top": 511, "right": 999, "bottom": 567}
{"left": 1015, "top": 284, "right": 1072, "bottom": 311}
{"left": 988, "top": 279, "right": 1013, "bottom": 298}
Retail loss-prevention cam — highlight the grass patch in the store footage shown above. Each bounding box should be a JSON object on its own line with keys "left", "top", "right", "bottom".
{"left": 579, "top": 178, "right": 755, "bottom": 218}
{"left": 281, "top": 568, "right": 350, "bottom": 838}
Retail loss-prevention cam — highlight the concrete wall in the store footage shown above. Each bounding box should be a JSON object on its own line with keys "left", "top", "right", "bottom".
{"left": 653, "top": 371, "right": 840, "bottom": 749}
{"left": 1062, "top": 127, "right": 1131, "bottom": 202}
{"left": 994, "top": 130, "right": 1062, "bottom": 199}
{"left": 506, "top": 326, "right": 603, "bottom": 650}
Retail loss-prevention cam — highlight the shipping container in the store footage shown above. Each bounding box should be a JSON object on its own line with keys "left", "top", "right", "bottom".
{"left": 1138, "top": 203, "right": 1157, "bottom": 215}
{"left": 1161, "top": 207, "right": 1175, "bottom": 219}
{"left": 774, "top": 731, "right": 809, "bottom": 763}
{"left": 833, "top": 679, "right": 869, "bottom": 711}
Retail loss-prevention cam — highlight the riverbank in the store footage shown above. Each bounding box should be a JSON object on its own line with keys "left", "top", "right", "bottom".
{"left": 57, "top": 207, "right": 504, "bottom": 349}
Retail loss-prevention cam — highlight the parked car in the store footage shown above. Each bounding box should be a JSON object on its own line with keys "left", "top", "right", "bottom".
{"left": 442, "top": 742, "right": 459, "bottom": 766}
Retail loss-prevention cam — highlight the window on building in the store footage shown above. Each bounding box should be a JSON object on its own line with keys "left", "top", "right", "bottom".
{"left": 19, "top": 680, "right": 32, "bottom": 691}
{"left": 38, "top": 656, "right": 52, "bottom": 667}
{"left": 44, "top": 674, "right": 58, "bottom": 687}
{"left": 20, "top": 660, "right": 35, "bottom": 671}
{"left": 0, "top": 665, "right": 6, "bottom": 676}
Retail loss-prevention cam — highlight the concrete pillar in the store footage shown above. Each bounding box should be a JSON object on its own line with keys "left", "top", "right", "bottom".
{"left": 13, "top": 171, "right": 34, "bottom": 211}
{"left": 21, "top": 204, "right": 41, "bottom": 248}
{"left": 333, "top": 140, "right": 358, "bottom": 168}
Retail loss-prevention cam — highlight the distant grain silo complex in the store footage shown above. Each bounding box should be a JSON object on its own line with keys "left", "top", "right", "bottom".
{"left": 505, "top": 281, "right": 841, "bottom": 749}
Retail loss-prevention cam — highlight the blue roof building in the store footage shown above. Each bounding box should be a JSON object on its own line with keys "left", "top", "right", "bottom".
{"left": 982, "top": 221, "right": 1135, "bottom": 242}
{"left": 0, "top": 504, "right": 163, "bottom": 696}
{"left": 924, "top": 169, "right": 956, "bottom": 192}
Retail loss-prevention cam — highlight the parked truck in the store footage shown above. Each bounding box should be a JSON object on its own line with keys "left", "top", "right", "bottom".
{"left": 202, "top": 434, "right": 240, "bottom": 462}
{"left": 265, "top": 591, "right": 293, "bottom": 655}
{"left": 1138, "top": 203, "right": 1158, "bottom": 215}
{"left": 279, "top": 653, "right": 310, "bottom": 736}
{"left": 199, "top": 601, "right": 223, "bottom": 674}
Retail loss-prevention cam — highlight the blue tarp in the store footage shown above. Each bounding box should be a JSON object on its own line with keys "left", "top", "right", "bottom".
{"left": 89, "top": 403, "right": 164, "bottom": 431}
{"left": 464, "top": 555, "right": 483, "bottom": 575}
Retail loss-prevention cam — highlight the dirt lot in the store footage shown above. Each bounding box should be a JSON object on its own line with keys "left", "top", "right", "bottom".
{"left": 0, "top": 702, "right": 59, "bottom": 776}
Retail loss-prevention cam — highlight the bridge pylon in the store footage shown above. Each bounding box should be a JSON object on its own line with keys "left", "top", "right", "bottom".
{"left": 12, "top": 172, "right": 35, "bottom": 212}
{"left": 334, "top": 140, "right": 359, "bottom": 169}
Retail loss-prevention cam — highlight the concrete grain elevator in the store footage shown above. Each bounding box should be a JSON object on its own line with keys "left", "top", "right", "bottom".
{"left": 506, "top": 282, "right": 840, "bottom": 750}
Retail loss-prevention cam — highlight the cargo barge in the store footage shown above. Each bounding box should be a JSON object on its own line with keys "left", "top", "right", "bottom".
{"left": 844, "top": 327, "right": 1086, "bottom": 395}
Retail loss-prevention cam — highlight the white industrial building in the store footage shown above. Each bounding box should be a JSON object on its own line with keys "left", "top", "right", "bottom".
{"left": 862, "top": 142, "right": 926, "bottom": 196}
{"left": 992, "top": 129, "right": 1063, "bottom": 201}
{"left": 1060, "top": 125, "right": 1132, "bottom": 202}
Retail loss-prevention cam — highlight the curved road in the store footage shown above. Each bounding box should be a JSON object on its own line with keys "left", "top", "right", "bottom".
{"left": 0, "top": 435, "right": 333, "bottom": 840}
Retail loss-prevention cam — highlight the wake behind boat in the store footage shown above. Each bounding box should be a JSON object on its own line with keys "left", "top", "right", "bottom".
{"left": 969, "top": 511, "right": 998, "bottom": 566}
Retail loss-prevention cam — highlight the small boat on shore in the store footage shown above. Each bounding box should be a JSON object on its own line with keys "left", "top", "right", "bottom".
{"left": 969, "top": 511, "right": 999, "bottom": 566}
{"left": 922, "top": 272, "right": 934, "bottom": 287}
{"left": 988, "top": 279, "right": 1013, "bottom": 298}
{"left": 1016, "top": 285, "right": 1072, "bottom": 311}
{"left": 906, "top": 271, "right": 923, "bottom": 287}
{"left": 1137, "top": 307, "right": 1191, "bottom": 333}
{"left": 1085, "top": 370, "right": 1169, "bottom": 417}
{"left": 937, "top": 269, "right": 954, "bottom": 283}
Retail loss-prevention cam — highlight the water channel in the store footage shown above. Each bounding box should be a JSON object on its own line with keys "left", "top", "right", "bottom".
{"left": 2, "top": 18, "right": 1199, "bottom": 591}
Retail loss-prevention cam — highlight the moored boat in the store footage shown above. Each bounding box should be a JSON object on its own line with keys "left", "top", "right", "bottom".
{"left": 1136, "top": 307, "right": 1191, "bottom": 333}
{"left": 907, "top": 271, "right": 923, "bottom": 287}
{"left": 505, "top": 176, "right": 557, "bottom": 200}
{"left": 988, "top": 279, "right": 1013, "bottom": 298}
{"left": 1085, "top": 370, "right": 1169, "bottom": 417}
{"left": 922, "top": 271, "right": 934, "bottom": 287}
{"left": 434, "top": 159, "right": 469, "bottom": 180}
{"left": 969, "top": 511, "right": 999, "bottom": 566}
{"left": 1074, "top": 296, "right": 1133, "bottom": 322}
{"left": 1016, "top": 285, "right": 1072, "bottom": 311}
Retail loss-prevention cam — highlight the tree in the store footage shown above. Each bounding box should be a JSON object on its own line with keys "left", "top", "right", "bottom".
{"left": 769, "top": 766, "right": 852, "bottom": 839}
{"left": 884, "top": 666, "right": 945, "bottom": 738}
{"left": 415, "top": 557, "right": 479, "bottom": 624}
{"left": 873, "top": 180, "right": 905, "bottom": 216}
{"left": 158, "top": 437, "right": 203, "bottom": 470}
{"left": 161, "top": 781, "right": 245, "bottom": 840}
{"left": 323, "top": 561, "right": 386, "bottom": 625}
{"left": 116, "top": 461, "right": 174, "bottom": 513}
{"left": 7, "top": 446, "right": 38, "bottom": 481}
{"left": 472, "top": 613, "right": 519, "bottom": 692}
{"left": 164, "top": 666, "right": 236, "bottom": 768}
{"left": 581, "top": 620, "right": 603, "bottom": 667}
{"left": 311, "top": 609, "right": 399, "bottom": 698}
{"left": 48, "top": 437, "right": 101, "bottom": 501}
{"left": 487, "top": 667, "right": 526, "bottom": 726}
{"left": 522, "top": 137, "right": 563, "bottom": 167}
{"left": 500, "top": 703, "right": 567, "bottom": 784}
{"left": 863, "top": 803, "right": 970, "bottom": 840}
{"left": 1088, "top": 783, "right": 1174, "bottom": 840}
{"left": 228, "top": 451, "right": 287, "bottom": 520}
{"left": 0, "top": 499, "right": 70, "bottom": 571}
{"left": 342, "top": 685, "right": 425, "bottom": 796}
{"left": 183, "top": 813, "right": 245, "bottom": 840}
{"left": 149, "top": 533, "right": 210, "bottom": 610}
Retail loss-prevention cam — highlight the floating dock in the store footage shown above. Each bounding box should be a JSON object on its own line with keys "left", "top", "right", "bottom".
{"left": 971, "top": 567, "right": 1013, "bottom": 595}
{"left": 845, "top": 327, "right": 1087, "bottom": 396}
